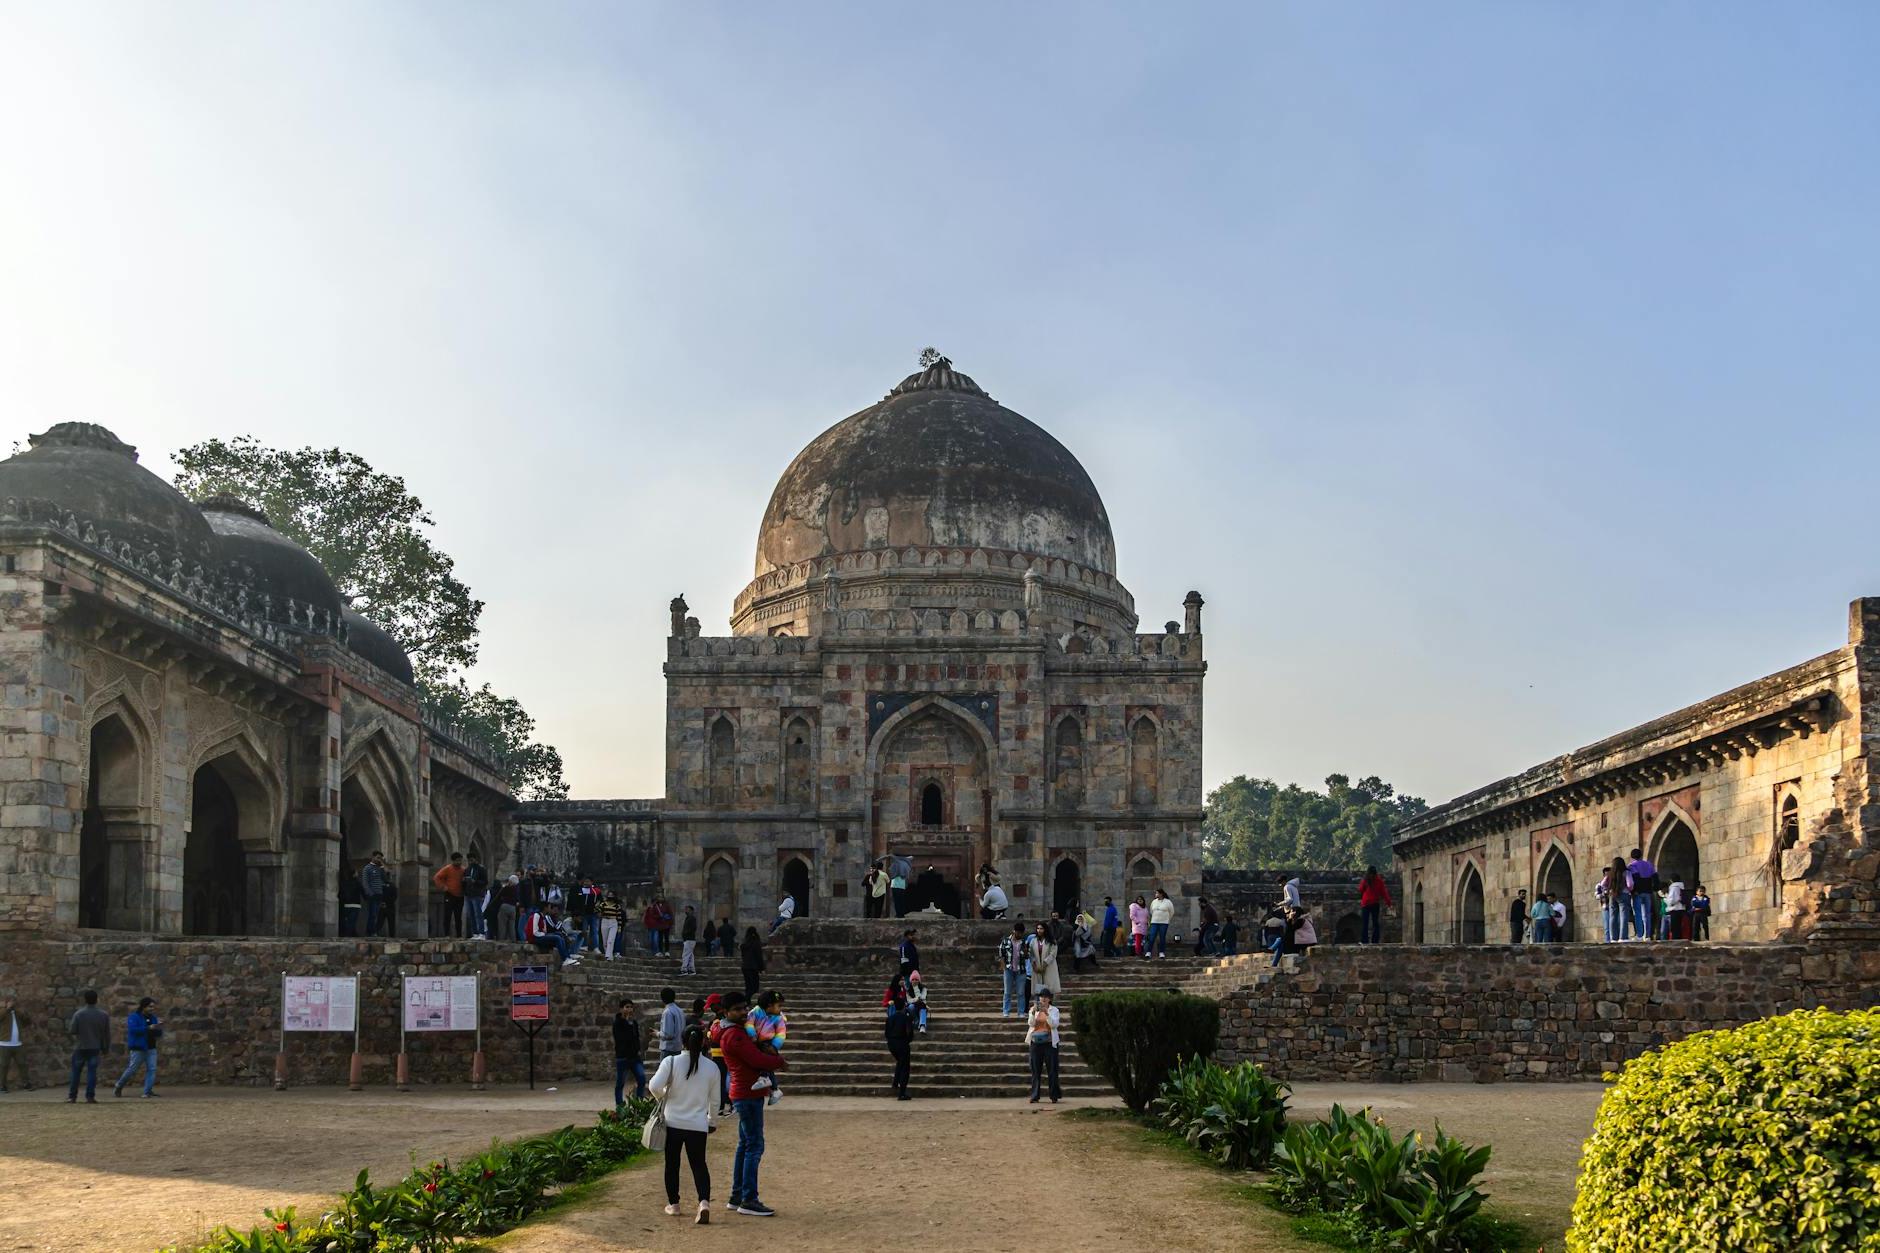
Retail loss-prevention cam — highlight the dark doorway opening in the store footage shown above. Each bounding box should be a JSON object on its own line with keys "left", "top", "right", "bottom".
{"left": 782, "top": 858, "right": 811, "bottom": 919}
{"left": 1052, "top": 858, "right": 1081, "bottom": 917}
{"left": 919, "top": 782, "right": 944, "bottom": 826}
{"left": 185, "top": 764, "right": 247, "bottom": 935}
{"left": 1539, "top": 848, "right": 1574, "bottom": 941}
{"left": 904, "top": 864, "right": 962, "bottom": 917}
{"left": 1334, "top": 912, "right": 1363, "bottom": 944}
{"left": 1456, "top": 866, "right": 1485, "bottom": 944}
{"left": 1653, "top": 819, "right": 1701, "bottom": 895}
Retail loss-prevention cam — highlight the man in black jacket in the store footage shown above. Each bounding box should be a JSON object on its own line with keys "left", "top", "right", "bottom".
{"left": 1509, "top": 890, "right": 1529, "bottom": 945}
{"left": 612, "top": 998, "right": 646, "bottom": 1105}
{"left": 897, "top": 930, "right": 920, "bottom": 981}
{"left": 66, "top": 989, "right": 110, "bottom": 1103}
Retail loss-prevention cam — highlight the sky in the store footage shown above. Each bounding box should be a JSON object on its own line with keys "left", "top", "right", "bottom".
{"left": 3, "top": 4, "right": 1877, "bottom": 806}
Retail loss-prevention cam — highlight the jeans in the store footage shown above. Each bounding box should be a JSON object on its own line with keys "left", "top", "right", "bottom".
{"left": 534, "top": 934, "right": 573, "bottom": 962}
{"left": 1268, "top": 931, "right": 1286, "bottom": 965}
{"left": 67, "top": 1049, "right": 99, "bottom": 1100}
{"left": 645, "top": 927, "right": 661, "bottom": 954}
{"left": 1028, "top": 1038, "right": 1061, "bottom": 1101}
{"left": 1147, "top": 922, "right": 1169, "bottom": 957}
{"left": 770, "top": 915, "right": 788, "bottom": 935}
{"left": 1194, "top": 924, "right": 1215, "bottom": 956}
{"left": 1528, "top": 918, "right": 1547, "bottom": 943}
{"left": 116, "top": 1048, "right": 157, "bottom": 1095}
{"left": 731, "top": 1097, "right": 766, "bottom": 1205}
{"left": 614, "top": 1057, "right": 647, "bottom": 1105}
{"left": 463, "top": 896, "right": 487, "bottom": 937}
{"left": 364, "top": 896, "right": 385, "bottom": 937}
{"left": 0, "top": 1046, "right": 30, "bottom": 1089}
{"left": 1001, "top": 967, "right": 1026, "bottom": 1014}
{"left": 1360, "top": 904, "right": 1382, "bottom": 944}
{"left": 1601, "top": 900, "right": 1621, "bottom": 942}
{"left": 1629, "top": 893, "right": 1652, "bottom": 940}
{"left": 681, "top": 940, "right": 697, "bottom": 973}
{"left": 664, "top": 1127, "right": 711, "bottom": 1205}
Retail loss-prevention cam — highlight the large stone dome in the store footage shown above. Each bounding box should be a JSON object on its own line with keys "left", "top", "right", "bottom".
{"left": 0, "top": 423, "right": 215, "bottom": 558}
{"left": 755, "top": 358, "right": 1116, "bottom": 578}
{"left": 198, "top": 494, "right": 344, "bottom": 618}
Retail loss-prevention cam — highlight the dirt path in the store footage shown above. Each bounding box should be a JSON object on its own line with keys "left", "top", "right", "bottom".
{"left": 492, "top": 1100, "right": 1317, "bottom": 1253}
{"left": 0, "top": 1084, "right": 616, "bottom": 1253}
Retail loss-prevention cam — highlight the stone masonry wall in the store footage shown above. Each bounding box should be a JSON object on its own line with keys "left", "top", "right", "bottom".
{"left": 1203, "top": 942, "right": 1880, "bottom": 1082}
{"left": 1201, "top": 869, "right": 1403, "bottom": 944}
{"left": 0, "top": 937, "right": 622, "bottom": 1088}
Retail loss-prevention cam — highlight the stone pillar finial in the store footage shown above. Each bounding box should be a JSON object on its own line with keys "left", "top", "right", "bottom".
{"left": 1850, "top": 597, "right": 1880, "bottom": 650}
{"left": 1183, "top": 590, "right": 1204, "bottom": 635}
{"left": 669, "top": 595, "right": 689, "bottom": 638}
{"left": 683, "top": 616, "right": 701, "bottom": 640}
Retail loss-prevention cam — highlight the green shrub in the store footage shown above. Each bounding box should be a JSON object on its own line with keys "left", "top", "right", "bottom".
{"left": 1153, "top": 1055, "right": 1290, "bottom": 1169}
{"left": 1568, "top": 1007, "right": 1880, "bottom": 1253}
{"left": 1073, "top": 989, "right": 1219, "bottom": 1112}
{"left": 1272, "top": 1104, "right": 1493, "bottom": 1252}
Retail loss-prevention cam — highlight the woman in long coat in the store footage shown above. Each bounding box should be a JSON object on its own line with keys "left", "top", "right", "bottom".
{"left": 1028, "top": 922, "right": 1063, "bottom": 997}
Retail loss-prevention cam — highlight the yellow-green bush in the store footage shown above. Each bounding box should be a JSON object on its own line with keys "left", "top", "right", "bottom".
{"left": 1568, "top": 1007, "right": 1880, "bottom": 1253}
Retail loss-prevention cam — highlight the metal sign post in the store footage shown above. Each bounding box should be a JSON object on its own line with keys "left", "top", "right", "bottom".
{"left": 510, "top": 964, "right": 550, "bottom": 1090}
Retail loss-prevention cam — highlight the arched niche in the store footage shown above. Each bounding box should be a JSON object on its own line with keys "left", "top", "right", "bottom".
{"left": 80, "top": 704, "right": 154, "bottom": 931}
{"left": 1455, "top": 862, "right": 1485, "bottom": 944}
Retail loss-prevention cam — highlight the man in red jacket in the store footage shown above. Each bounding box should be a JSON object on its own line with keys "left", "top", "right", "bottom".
{"left": 1358, "top": 866, "right": 1393, "bottom": 945}
{"left": 718, "top": 993, "right": 787, "bottom": 1217}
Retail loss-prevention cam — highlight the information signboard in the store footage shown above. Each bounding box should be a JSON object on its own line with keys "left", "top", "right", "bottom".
{"left": 402, "top": 975, "right": 479, "bottom": 1032}
{"left": 510, "top": 965, "right": 550, "bottom": 1022}
{"left": 283, "top": 975, "right": 358, "bottom": 1033}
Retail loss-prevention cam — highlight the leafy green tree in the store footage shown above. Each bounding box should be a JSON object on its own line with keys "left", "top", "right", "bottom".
{"left": 1204, "top": 773, "right": 1427, "bottom": 871}
{"left": 173, "top": 436, "right": 568, "bottom": 799}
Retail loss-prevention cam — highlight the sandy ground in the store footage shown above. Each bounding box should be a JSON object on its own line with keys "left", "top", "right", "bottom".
{"left": 1290, "top": 1081, "right": 1608, "bottom": 1246}
{"left": 0, "top": 1082, "right": 1606, "bottom": 1252}
{"left": 490, "top": 1100, "right": 1320, "bottom": 1253}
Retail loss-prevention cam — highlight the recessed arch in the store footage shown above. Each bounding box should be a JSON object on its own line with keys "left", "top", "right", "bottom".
{"left": 1537, "top": 844, "right": 1574, "bottom": 941}
{"left": 1052, "top": 855, "right": 1082, "bottom": 917}
{"left": 1647, "top": 806, "right": 1701, "bottom": 894}
{"left": 79, "top": 703, "right": 153, "bottom": 930}
{"left": 1454, "top": 862, "right": 1485, "bottom": 944}
{"left": 1051, "top": 714, "right": 1084, "bottom": 809}
{"left": 705, "top": 853, "right": 738, "bottom": 927}
{"left": 1771, "top": 784, "right": 1801, "bottom": 907}
{"left": 781, "top": 714, "right": 814, "bottom": 807}
{"left": 780, "top": 855, "right": 811, "bottom": 919}
{"left": 1129, "top": 714, "right": 1160, "bottom": 808}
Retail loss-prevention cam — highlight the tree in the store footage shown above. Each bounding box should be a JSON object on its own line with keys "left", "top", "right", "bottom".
{"left": 172, "top": 436, "right": 568, "bottom": 799}
{"left": 173, "top": 437, "right": 481, "bottom": 682}
{"left": 1203, "top": 773, "right": 1427, "bottom": 872}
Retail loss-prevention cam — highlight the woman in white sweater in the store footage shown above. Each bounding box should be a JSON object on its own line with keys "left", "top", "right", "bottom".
{"left": 649, "top": 1024, "right": 718, "bottom": 1223}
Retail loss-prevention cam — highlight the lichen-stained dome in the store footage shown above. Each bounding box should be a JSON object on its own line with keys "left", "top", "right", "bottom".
{"left": 0, "top": 423, "right": 216, "bottom": 558}
{"left": 198, "top": 494, "right": 345, "bottom": 617}
{"left": 341, "top": 609, "right": 415, "bottom": 685}
{"left": 755, "top": 357, "right": 1116, "bottom": 577}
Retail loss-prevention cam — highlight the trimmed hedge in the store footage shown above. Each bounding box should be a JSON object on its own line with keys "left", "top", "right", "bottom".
{"left": 1568, "top": 1007, "right": 1880, "bottom": 1253}
{"left": 1073, "top": 989, "right": 1219, "bottom": 1111}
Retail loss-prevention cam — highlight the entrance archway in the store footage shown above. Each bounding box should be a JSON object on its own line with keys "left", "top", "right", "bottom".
{"left": 185, "top": 763, "right": 247, "bottom": 935}
{"left": 1652, "top": 818, "right": 1700, "bottom": 893}
{"left": 1413, "top": 882, "right": 1425, "bottom": 943}
{"left": 1538, "top": 846, "right": 1574, "bottom": 941}
{"left": 1052, "top": 858, "right": 1081, "bottom": 917}
{"left": 904, "top": 863, "right": 962, "bottom": 917}
{"left": 781, "top": 857, "right": 811, "bottom": 918}
{"left": 80, "top": 714, "right": 143, "bottom": 929}
{"left": 1456, "top": 864, "right": 1485, "bottom": 944}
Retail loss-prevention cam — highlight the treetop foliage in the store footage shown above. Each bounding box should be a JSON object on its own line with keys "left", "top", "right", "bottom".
{"left": 1202, "top": 773, "right": 1428, "bottom": 872}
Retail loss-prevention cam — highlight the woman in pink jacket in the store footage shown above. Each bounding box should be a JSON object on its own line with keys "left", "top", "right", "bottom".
{"left": 1127, "top": 896, "right": 1149, "bottom": 957}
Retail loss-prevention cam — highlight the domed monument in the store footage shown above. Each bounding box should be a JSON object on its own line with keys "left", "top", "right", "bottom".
{"left": 662, "top": 355, "right": 1206, "bottom": 921}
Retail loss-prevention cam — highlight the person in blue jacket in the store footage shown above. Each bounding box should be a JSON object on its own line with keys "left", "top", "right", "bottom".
{"left": 115, "top": 997, "right": 162, "bottom": 1098}
{"left": 1100, "top": 896, "right": 1121, "bottom": 957}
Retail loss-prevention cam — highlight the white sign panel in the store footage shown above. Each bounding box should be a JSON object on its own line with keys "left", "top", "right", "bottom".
{"left": 403, "top": 975, "right": 479, "bottom": 1032}
{"left": 283, "top": 975, "right": 358, "bottom": 1033}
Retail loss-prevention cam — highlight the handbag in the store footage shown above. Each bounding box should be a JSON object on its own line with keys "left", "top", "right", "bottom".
{"left": 641, "top": 1099, "right": 667, "bottom": 1151}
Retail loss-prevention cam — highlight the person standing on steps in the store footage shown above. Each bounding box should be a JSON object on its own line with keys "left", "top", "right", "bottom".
{"left": 1028, "top": 921, "right": 1062, "bottom": 998}
{"left": 114, "top": 996, "right": 161, "bottom": 1098}
{"left": 998, "top": 923, "right": 1027, "bottom": 1018}
{"left": 1528, "top": 892, "right": 1553, "bottom": 943}
{"left": 884, "top": 979, "right": 915, "bottom": 1100}
{"left": 680, "top": 906, "right": 700, "bottom": 975}
{"left": 1128, "top": 894, "right": 1148, "bottom": 956}
{"left": 431, "top": 851, "right": 465, "bottom": 938}
{"left": 66, "top": 989, "right": 109, "bottom": 1104}
{"left": 360, "top": 850, "right": 389, "bottom": 938}
{"left": 1357, "top": 866, "right": 1392, "bottom": 945}
{"left": 862, "top": 863, "right": 882, "bottom": 918}
{"left": 1026, "top": 988, "right": 1061, "bottom": 1104}
{"left": 1626, "top": 847, "right": 1658, "bottom": 941}
{"left": 648, "top": 1023, "right": 718, "bottom": 1225}
{"left": 1147, "top": 888, "right": 1175, "bottom": 959}
{"left": 1218, "top": 913, "right": 1241, "bottom": 956}
{"left": 717, "top": 917, "right": 737, "bottom": 958}
{"left": 1194, "top": 896, "right": 1220, "bottom": 956}
{"left": 597, "top": 891, "right": 624, "bottom": 960}
{"left": 613, "top": 998, "right": 647, "bottom": 1105}
{"left": 889, "top": 862, "right": 908, "bottom": 917}
{"left": 897, "top": 929, "right": 920, "bottom": 982}
{"left": 1101, "top": 896, "right": 1121, "bottom": 958}
{"left": 740, "top": 927, "right": 766, "bottom": 997}
{"left": 1508, "top": 889, "right": 1529, "bottom": 945}
{"left": 719, "top": 992, "right": 787, "bottom": 1216}
{"left": 1690, "top": 883, "right": 1712, "bottom": 940}
{"left": 0, "top": 996, "right": 30, "bottom": 1092}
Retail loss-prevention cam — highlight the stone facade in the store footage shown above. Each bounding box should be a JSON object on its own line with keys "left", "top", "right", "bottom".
{"left": 0, "top": 425, "right": 513, "bottom": 939}
{"left": 1393, "top": 598, "right": 1880, "bottom": 946}
{"left": 1200, "top": 869, "right": 1403, "bottom": 944}
{"left": 1203, "top": 943, "right": 1880, "bottom": 1082}
{"left": 513, "top": 799, "right": 659, "bottom": 898}
{"left": 655, "top": 359, "right": 1207, "bottom": 926}
{"left": 0, "top": 937, "right": 615, "bottom": 1086}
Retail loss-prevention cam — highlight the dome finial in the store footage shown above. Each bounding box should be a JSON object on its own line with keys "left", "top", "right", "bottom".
{"left": 890, "top": 351, "right": 986, "bottom": 399}
{"left": 918, "top": 346, "right": 946, "bottom": 370}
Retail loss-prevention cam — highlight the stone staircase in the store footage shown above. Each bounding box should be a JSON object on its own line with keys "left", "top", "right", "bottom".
{"left": 572, "top": 948, "right": 1231, "bottom": 1099}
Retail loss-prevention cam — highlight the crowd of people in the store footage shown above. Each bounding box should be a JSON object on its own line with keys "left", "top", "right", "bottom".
{"left": 1509, "top": 848, "right": 1713, "bottom": 944}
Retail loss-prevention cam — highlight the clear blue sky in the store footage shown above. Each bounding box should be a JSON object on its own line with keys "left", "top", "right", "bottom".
{"left": 3, "top": 4, "right": 1875, "bottom": 803}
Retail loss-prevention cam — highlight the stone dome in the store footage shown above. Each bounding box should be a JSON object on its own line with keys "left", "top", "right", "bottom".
{"left": 755, "top": 358, "right": 1116, "bottom": 578}
{"left": 0, "top": 423, "right": 215, "bottom": 558}
{"left": 341, "top": 609, "right": 415, "bottom": 685}
{"left": 198, "top": 495, "right": 344, "bottom": 617}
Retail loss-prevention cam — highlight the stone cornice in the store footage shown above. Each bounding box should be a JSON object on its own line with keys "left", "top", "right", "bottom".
{"left": 1394, "top": 649, "right": 1848, "bottom": 857}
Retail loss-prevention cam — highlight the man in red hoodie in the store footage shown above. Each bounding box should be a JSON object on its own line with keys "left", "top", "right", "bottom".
{"left": 718, "top": 992, "right": 787, "bottom": 1217}
{"left": 1358, "top": 866, "right": 1393, "bottom": 945}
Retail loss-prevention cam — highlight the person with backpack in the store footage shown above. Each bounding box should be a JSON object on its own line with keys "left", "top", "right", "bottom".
{"left": 648, "top": 1023, "right": 718, "bottom": 1224}
{"left": 461, "top": 853, "right": 490, "bottom": 939}
{"left": 1626, "top": 848, "right": 1657, "bottom": 940}
{"left": 113, "top": 997, "right": 162, "bottom": 1098}
{"left": 883, "top": 978, "right": 915, "bottom": 1101}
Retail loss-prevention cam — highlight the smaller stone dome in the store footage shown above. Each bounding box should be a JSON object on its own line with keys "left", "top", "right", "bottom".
{"left": 342, "top": 609, "right": 415, "bottom": 685}
{"left": 198, "top": 494, "right": 344, "bottom": 617}
{"left": 0, "top": 423, "right": 215, "bottom": 557}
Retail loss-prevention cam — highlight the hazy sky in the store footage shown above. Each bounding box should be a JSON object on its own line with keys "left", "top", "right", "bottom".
{"left": 3, "top": 4, "right": 1876, "bottom": 806}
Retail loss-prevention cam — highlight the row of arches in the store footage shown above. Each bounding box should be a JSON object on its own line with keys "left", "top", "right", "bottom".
{"left": 1048, "top": 714, "right": 1162, "bottom": 808}
{"left": 706, "top": 714, "right": 816, "bottom": 807}
{"left": 1429, "top": 814, "right": 1704, "bottom": 944}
